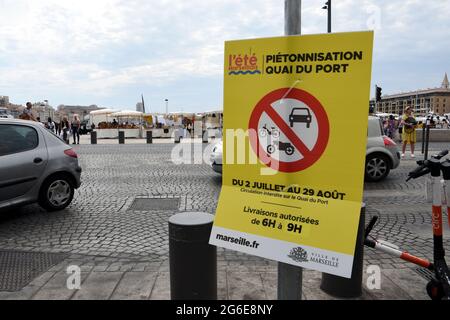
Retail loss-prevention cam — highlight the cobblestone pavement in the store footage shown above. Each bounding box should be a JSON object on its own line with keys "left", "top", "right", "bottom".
{"left": 0, "top": 142, "right": 449, "bottom": 300}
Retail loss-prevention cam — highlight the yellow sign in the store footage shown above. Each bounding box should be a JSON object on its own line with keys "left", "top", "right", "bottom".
{"left": 209, "top": 31, "right": 374, "bottom": 278}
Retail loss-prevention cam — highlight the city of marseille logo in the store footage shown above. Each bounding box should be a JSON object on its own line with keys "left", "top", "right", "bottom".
{"left": 288, "top": 247, "right": 309, "bottom": 263}
{"left": 228, "top": 53, "right": 261, "bottom": 75}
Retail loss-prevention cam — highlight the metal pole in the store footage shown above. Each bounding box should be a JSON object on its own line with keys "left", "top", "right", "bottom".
{"left": 422, "top": 126, "right": 426, "bottom": 155}
{"left": 328, "top": 0, "right": 332, "bottom": 33}
{"left": 279, "top": 0, "right": 303, "bottom": 301}
{"left": 425, "top": 120, "right": 431, "bottom": 160}
{"left": 285, "top": 0, "right": 301, "bottom": 36}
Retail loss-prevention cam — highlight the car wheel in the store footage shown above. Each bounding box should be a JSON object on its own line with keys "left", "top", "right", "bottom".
{"left": 38, "top": 174, "right": 74, "bottom": 212}
{"left": 365, "top": 154, "right": 391, "bottom": 182}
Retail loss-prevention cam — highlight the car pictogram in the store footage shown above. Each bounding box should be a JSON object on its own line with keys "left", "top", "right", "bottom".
{"left": 289, "top": 108, "right": 312, "bottom": 128}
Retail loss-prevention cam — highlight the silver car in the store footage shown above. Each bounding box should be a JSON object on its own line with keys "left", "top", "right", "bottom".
{"left": 210, "top": 116, "right": 401, "bottom": 182}
{"left": 0, "top": 119, "right": 82, "bottom": 211}
{"left": 365, "top": 116, "right": 401, "bottom": 182}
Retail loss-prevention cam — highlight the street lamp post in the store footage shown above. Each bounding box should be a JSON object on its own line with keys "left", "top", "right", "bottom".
{"left": 322, "top": 0, "right": 332, "bottom": 33}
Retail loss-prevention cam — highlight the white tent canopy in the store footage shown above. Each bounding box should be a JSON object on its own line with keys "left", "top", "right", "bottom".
{"left": 90, "top": 109, "right": 116, "bottom": 115}
{"left": 111, "top": 111, "right": 143, "bottom": 117}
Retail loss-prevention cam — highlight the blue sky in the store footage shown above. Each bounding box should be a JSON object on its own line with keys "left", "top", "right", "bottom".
{"left": 0, "top": 0, "right": 449, "bottom": 113}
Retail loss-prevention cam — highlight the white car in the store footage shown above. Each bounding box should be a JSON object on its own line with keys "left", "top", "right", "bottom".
{"left": 210, "top": 116, "right": 400, "bottom": 182}
{"left": 210, "top": 141, "right": 223, "bottom": 174}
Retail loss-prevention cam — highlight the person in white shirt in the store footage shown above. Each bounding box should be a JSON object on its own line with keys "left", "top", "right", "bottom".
{"left": 46, "top": 117, "right": 56, "bottom": 133}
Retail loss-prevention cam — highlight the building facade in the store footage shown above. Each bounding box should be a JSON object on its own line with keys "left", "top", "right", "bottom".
{"left": 0, "top": 96, "right": 10, "bottom": 108}
{"left": 57, "top": 105, "right": 103, "bottom": 121}
{"left": 32, "top": 102, "right": 56, "bottom": 121}
{"left": 371, "top": 74, "right": 450, "bottom": 116}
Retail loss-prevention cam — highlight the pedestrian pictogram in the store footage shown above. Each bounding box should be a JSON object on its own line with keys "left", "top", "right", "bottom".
{"left": 249, "top": 88, "right": 330, "bottom": 173}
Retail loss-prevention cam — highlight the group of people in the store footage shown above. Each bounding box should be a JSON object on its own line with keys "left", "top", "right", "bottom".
{"left": 20, "top": 102, "right": 81, "bottom": 145}
{"left": 382, "top": 106, "right": 434, "bottom": 159}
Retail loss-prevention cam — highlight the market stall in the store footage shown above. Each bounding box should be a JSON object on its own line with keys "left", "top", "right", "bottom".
{"left": 110, "top": 110, "right": 143, "bottom": 138}
{"left": 89, "top": 109, "right": 119, "bottom": 139}
{"left": 203, "top": 110, "right": 223, "bottom": 139}
{"left": 151, "top": 113, "right": 169, "bottom": 138}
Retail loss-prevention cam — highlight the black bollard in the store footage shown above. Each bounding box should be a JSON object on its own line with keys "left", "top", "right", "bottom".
{"left": 90, "top": 131, "right": 97, "bottom": 145}
{"left": 320, "top": 204, "right": 365, "bottom": 298}
{"left": 202, "top": 130, "right": 209, "bottom": 144}
{"left": 147, "top": 131, "right": 153, "bottom": 144}
{"left": 169, "top": 212, "right": 217, "bottom": 300}
{"left": 119, "top": 131, "right": 125, "bottom": 144}
{"left": 175, "top": 131, "right": 181, "bottom": 144}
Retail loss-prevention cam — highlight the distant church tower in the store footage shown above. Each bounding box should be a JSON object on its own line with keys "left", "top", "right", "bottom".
{"left": 442, "top": 73, "right": 449, "bottom": 89}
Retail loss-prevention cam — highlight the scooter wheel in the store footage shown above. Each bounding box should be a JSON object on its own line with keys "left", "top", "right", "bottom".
{"left": 426, "top": 279, "right": 445, "bottom": 300}
{"left": 259, "top": 129, "right": 267, "bottom": 137}
{"left": 267, "top": 145, "right": 276, "bottom": 155}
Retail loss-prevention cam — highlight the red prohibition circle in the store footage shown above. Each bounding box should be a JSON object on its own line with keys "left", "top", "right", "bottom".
{"left": 249, "top": 88, "right": 330, "bottom": 173}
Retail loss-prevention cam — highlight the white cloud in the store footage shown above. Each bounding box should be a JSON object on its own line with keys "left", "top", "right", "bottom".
{"left": 0, "top": 0, "right": 448, "bottom": 108}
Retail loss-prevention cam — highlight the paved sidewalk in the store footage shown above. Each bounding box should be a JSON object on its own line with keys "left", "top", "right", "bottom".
{"left": 0, "top": 253, "right": 431, "bottom": 300}
{"left": 0, "top": 143, "right": 448, "bottom": 300}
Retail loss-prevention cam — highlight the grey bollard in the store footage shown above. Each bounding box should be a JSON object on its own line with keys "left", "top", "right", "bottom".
{"left": 118, "top": 131, "right": 125, "bottom": 144}
{"left": 175, "top": 132, "right": 181, "bottom": 143}
{"left": 202, "top": 130, "right": 209, "bottom": 144}
{"left": 169, "top": 212, "right": 217, "bottom": 300}
{"left": 320, "top": 204, "right": 365, "bottom": 298}
{"left": 90, "top": 131, "right": 97, "bottom": 145}
{"left": 147, "top": 131, "right": 153, "bottom": 144}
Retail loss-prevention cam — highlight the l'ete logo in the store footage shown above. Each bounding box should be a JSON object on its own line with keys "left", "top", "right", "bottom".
{"left": 228, "top": 53, "right": 261, "bottom": 76}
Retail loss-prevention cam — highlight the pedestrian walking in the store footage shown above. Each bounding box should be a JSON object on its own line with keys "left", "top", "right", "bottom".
{"left": 71, "top": 114, "right": 81, "bottom": 144}
{"left": 61, "top": 116, "right": 70, "bottom": 144}
{"left": 400, "top": 106, "right": 417, "bottom": 159}
{"left": 387, "top": 115, "right": 397, "bottom": 139}
{"left": 187, "top": 122, "right": 193, "bottom": 138}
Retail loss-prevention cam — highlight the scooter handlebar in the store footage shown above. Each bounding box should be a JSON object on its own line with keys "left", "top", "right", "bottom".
{"left": 435, "top": 150, "right": 449, "bottom": 160}
{"left": 406, "top": 150, "right": 449, "bottom": 181}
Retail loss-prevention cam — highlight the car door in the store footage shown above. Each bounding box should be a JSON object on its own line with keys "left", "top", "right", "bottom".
{"left": 0, "top": 123, "right": 49, "bottom": 202}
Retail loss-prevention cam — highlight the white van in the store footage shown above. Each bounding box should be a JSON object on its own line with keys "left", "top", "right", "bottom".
{"left": 0, "top": 108, "right": 14, "bottom": 119}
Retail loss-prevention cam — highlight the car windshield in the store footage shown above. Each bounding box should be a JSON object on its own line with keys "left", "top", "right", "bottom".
{"left": 293, "top": 109, "right": 309, "bottom": 115}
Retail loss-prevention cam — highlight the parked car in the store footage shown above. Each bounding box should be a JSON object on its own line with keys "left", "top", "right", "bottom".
{"left": 210, "top": 141, "right": 223, "bottom": 174}
{"left": 366, "top": 116, "right": 401, "bottom": 182}
{"left": 0, "top": 119, "right": 82, "bottom": 211}
{"left": 210, "top": 116, "right": 400, "bottom": 182}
